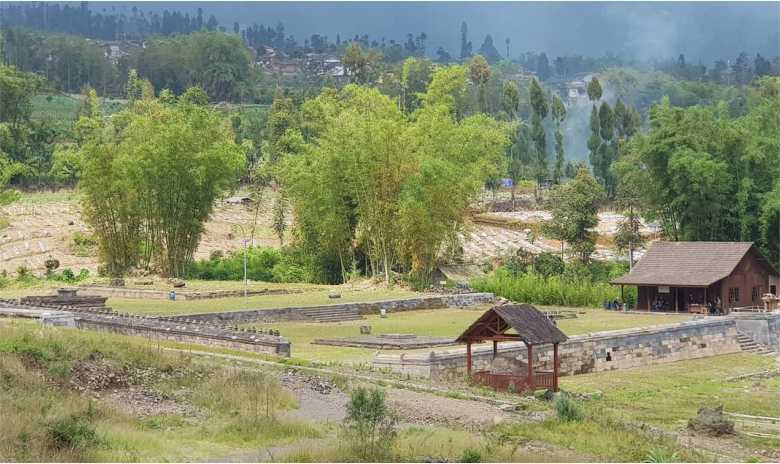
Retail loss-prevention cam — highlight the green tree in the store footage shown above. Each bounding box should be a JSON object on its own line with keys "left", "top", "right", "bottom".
{"left": 80, "top": 94, "right": 245, "bottom": 276}
{"left": 760, "top": 181, "right": 780, "bottom": 268}
{"left": 0, "top": 65, "right": 43, "bottom": 131}
{"left": 543, "top": 168, "right": 605, "bottom": 262}
{"left": 551, "top": 94, "right": 567, "bottom": 183}
{"left": 587, "top": 76, "right": 602, "bottom": 101}
{"left": 468, "top": 55, "right": 491, "bottom": 113}
{"left": 180, "top": 86, "right": 209, "bottom": 106}
{"left": 529, "top": 78, "right": 549, "bottom": 182}
{"left": 501, "top": 80, "right": 520, "bottom": 120}
{"left": 400, "top": 57, "right": 433, "bottom": 114}
{"left": 126, "top": 69, "right": 144, "bottom": 102}
{"left": 342, "top": 388, "right": 398, "bottom": 462}
{"left": 282, "top": 81, "right": 509, "bottom": 285}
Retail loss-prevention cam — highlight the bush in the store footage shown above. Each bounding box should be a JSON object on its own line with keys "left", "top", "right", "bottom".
{"left": 534, "top": 252, "right": 564, "bottom": 277}
{"left": 16, "top": 265, "right": 33, "bottom": 281}
{"left": 341, "top": 387, "right": 398, "bottom": 461}
{"left": 70, "top": 232, "right": 98, "bottom": 257}
{"left": 554, "top": 395, "right": 584, "bottom": 422}
{"left": 185, "top": 246, "right": 306, "bottom": 283}
{"left": 46, "top": 414, "right": 99, "bottom": 450}
{"left": 460, "top": 448, "right": 482, "bottom": 462}
{"left": 643, "top": 448, "right": 681, "bottom": 463}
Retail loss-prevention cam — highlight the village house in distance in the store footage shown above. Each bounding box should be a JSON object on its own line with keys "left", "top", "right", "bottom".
{"left": 612, "top": 242, "right": 780, "bottom": 313}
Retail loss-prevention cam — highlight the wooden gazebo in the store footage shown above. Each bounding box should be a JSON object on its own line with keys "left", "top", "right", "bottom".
{"left": 455, "top": 304, "right": 568, "bottom": 393}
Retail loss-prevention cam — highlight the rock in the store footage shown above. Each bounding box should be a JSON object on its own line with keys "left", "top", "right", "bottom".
{"left": 328, "top": 291, "right": 341, "bottom": 299}
{"left": 170, "top": 279, "right": 186, "bottom": 288}
{"left": 688, "top": 405, "right": 735, "bottom": 436}
{"left": 110, "top": 278, "right": 125, "bottom": 287}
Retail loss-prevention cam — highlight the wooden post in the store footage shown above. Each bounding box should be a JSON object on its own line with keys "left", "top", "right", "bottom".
{"left": 466, "top": 341, "right": 472, "bottom": 377}
{"left": 492, "top": 340, "right": 497, "bottom": 360}
{"left": 527, "top": 343, "right": 534, "bottom": 390}
{"left": 553, "top": 343, "right": 559, "bottom": 392}
{"left": 674, "top": 287, "right": 678, "bottom": 313}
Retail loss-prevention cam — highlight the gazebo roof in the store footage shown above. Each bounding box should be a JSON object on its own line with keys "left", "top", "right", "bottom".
{"left": 455, "top": 304, "right": 568, "bottom": 345}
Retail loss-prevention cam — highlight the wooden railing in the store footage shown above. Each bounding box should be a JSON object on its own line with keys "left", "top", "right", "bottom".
{"left": 472, "top": 370, "right": 555, "bottom": 393}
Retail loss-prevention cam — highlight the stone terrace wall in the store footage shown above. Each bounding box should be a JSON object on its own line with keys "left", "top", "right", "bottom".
{"left": 166, "top": 293, "right": 496, "bottom": 323}
{"left": 76, "top": 315, "right": 291, "bottom": 357}
{"left": 733, "top": 312, "right": 780, "bottom": 349}
{"left": 78, "top": 285, "right": 302, "bottom": 300}
{"left": 0, "top": 299, "right": 291, "bottom": 357}
{"left": 374, "top": 317, "right": 742, "bottom": 381}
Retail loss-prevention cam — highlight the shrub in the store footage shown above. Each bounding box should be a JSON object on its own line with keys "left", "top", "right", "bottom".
{"left": 460, "top": 448, "right": 482, "bottom": 462}
{"left": 534, "top": 252, "right": 564, "bottom": 277}
{"left": 44, "top": 258, "right": 60, "bottom": 273}
{"left": 643, "top": 448, "right": 681, "bottom": 463}
{"left": 341, "top": 387, "right": 398, "bottom": 462}
{"left": 185, "top": 246, "right": 306, "bottom": 283}
{"left": 473, "top": 267, "right": 624, "bottom": 308}
{"left": 70, "top": 232, "right": 98, "bottom": 257}
{"left": 554, "top": 395, "right": 584, "bottom": 422}
{"left": 15, "top": 265, "right": 33, "bottom": 281}
{"left": 46, "top": 414, "right": 99, "bottom": 450}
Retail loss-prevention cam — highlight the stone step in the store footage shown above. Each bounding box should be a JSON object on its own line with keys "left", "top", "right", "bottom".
{"left": 736, "top": 332, "right": 776, "bottom": 357}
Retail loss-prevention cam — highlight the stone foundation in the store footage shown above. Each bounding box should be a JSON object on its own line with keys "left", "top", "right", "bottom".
{"left": 76, "top": 316, "right": 291, "bottom": 356}
{"left": 78, "top": 285, "right": 303, "bottom": 300}
{"left": 165, "top": 293, "right": 495, "bottom": 323}
{"left": 373, "top": 317, "right": 744, "bottom": 381}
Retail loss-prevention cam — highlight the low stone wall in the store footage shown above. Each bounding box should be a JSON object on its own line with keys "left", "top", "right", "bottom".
{"left": 166, "top": 293, "right": 495, "bottom": 323}
{"left": 75, "top": 313, "right": 291, "bottom": 357}
{"left": 373, "top": 317, "right": 743, "bottom": 381}
{"left": 77, "top": 285, "right": 303, "bottom": 301}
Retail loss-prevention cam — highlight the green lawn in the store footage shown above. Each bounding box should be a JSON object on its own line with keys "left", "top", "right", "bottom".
{"left": 109, "top": 287, "right": 418, "bottom": 316}
{"left": 562, "top": 353, "right": 780, "bottom": 428}
{"left": 239, "top": 307, "right": 692, "bottom": 365}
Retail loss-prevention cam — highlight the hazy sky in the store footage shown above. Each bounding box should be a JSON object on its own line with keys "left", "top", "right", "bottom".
{"left": 95, "top": 2, "right": 779, "bottom": 63}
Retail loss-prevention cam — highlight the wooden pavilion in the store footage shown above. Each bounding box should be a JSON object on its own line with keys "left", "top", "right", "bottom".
{"left": 456, "top": 304, "right": 568, "bottom": 393}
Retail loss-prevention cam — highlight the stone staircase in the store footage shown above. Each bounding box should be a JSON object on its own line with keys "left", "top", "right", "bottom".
{"left": 737, "top": 332, "right": 777, "bottom": 357}
{"left": 299, "top": 306, "right": 363, "bottom": 323}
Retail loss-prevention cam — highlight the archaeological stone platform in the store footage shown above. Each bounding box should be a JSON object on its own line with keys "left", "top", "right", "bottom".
{"left": 156, "top": 293, "right": 496, "bottom": 324}
{"left": 77, "top": 285, "right": 304, "bottom": 300}
{"left": 373, "top": 313, "right": 780, "bottom": 381}
{"left": 313, "top": 333, "right": 457, "bottom": 349}
{"left": 0, "top": 298, "right": 291, "bottom": 357}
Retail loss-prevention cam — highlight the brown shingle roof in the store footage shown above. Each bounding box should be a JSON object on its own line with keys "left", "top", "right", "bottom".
{"left": 610, "top": 241, "right": 777, "bottom": 287}
{"left": 455, "top": 304, "right": 568, "bottom": 345}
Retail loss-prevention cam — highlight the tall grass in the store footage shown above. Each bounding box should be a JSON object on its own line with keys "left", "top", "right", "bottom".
{"left": 472, "top": 267, "right": 630, "bottom": 308}
{"left": 0, "top": 322, "right": 318, "bottom": 461}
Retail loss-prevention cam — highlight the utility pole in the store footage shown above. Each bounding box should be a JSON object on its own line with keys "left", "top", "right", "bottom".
{"left": 243, "top": 238, "right": 249, "bottom": 302}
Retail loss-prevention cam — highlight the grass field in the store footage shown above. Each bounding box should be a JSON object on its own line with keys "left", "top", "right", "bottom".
{"left": 239, "top": 307, "right": 693, "bottom": 364}
{"left": 563, "top": 353, "right": 780, "bottom": 424}
{"left": 109, "top": 287, "right": 418, "bottom": 316}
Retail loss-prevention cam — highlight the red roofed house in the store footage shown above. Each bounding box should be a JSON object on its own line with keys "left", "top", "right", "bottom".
{"left": 611, "top": 242, "right": 779, "bottom": 313}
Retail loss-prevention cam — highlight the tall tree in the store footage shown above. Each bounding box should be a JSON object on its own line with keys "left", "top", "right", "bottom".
{"left": 543, "top": 168, "right": 605, "bottom": 262}
{"left": 529, "top": 78, "right": 548, "bottom": 182}
{"left": 459, "top": 22, "right": 472, "bottom": 60}
{"left": 468, "top": 55, "right": 491, "bottom": 113}
{"left": 80, "top": 89, "right": 245, "bottom": 276}
{"left": 551, "top": 94, "right": 566, "bottom": 183}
